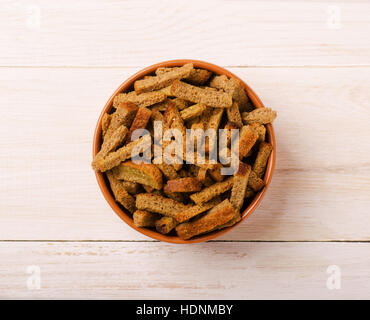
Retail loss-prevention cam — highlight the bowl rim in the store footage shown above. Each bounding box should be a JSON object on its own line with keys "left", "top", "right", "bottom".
{"left": 93, "top": 59, "right": 276, "bottom": 244}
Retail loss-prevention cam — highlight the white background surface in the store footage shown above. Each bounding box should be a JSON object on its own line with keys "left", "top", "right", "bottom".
{"left": 0, "top": 0, "right": 369, "bottom": 299}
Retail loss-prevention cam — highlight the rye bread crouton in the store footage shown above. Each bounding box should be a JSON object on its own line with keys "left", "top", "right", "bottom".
{"left": 253, "top": 142, "right": 273, "bottom": 178}
{"left": 190, "top": 177, "right": 233, "bottom": 205}
{"left": 239, "top": 125, "right": 258, "bottom": 159}
{"left": 170, "top": 80, "right": 232, "bottom": 108}
{"left": 133, "top": 210, "right": 160, "bottom": 227}
{"left": 121, "top": 181, "right": 141, "bottom": 195}
{"left": 156, "top": 67, "right": 212, "bottom": 86}
{"left": 230, "top": 163, "right": 251, "bottom": 210}
{"left": 226, "top": 101, "right": 243, "bottom": 128}
{"left": 249, "top": 122, "right": 266, "bottom": 142}
{"left": 106, "top": 171, "right": 136, "bottom": 213}
{"left": 126, "top": 107, "right": 152, "bottom": 143}
{"left": 248, "top": 170, "right": 265, "bottom": 192}
{"left": 242, "top": 108, "right": 277, "bottom": 125}
{"left": 136, "top": 193, "right": 188, "bottom": 218}
{"left": 134, "top": 63, "right": 193, "bottom": 94}
{"left": 101, "top": 113, "right": 112, "bottom": 138}
{"left": 112, "top": 161, "right": 163, "bottom": 190}
{"left": 175, "top": 197, "right": 221, "bottom": 223}
{"left": 93, "top": 135, "right": 150, "bottom": 172}
{"left": 164, "top": 177, "right": 203, "bottom": 193}
{"left": 176, "top": 199, "right": 236, "bottom": 240}
{"left": 209, "top": 75, "right": 251, "bottom": 111}
{"left": 180, "top": 103, "right": 207, "bottom": 121}
{"left": 155, "top": 216, "right": 179, "bottom": 234}
{"left": 105, "top": 102, "right": 138, "bottom": 140}
{"left": 113, "top": 91, "right": 166, "bottom": 108}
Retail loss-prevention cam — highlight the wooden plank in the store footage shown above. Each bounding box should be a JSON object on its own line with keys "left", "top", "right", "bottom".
{"left": 1, "top": 0, "right": 370, "bottom": 67}
{"left": 0, "top": 67, "right": 369, "bottom": 241}
{"left": 0, "top": 242, "right": 369, "bottom": 299}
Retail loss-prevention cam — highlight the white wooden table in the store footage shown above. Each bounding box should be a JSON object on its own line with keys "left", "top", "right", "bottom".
{"left": 0, "top": 0, "right": 369, "bottom": 299}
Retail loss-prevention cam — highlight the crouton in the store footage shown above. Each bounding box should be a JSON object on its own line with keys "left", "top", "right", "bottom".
{"left": 92, "top": 135, "right": 151, "bottom": 172}
{"left": 155, "top": 216, "right": 178, "bottom": 234}
{"left": 226, "top": 101, "right": 243, "bottom": 128}
{"left": 106, "top": 171, "right": 136, "bottom": 213}
{"left": 155, "top": 163, "right": 179, "bottom": 180}
{"left": 170, "top": 80, "right": 232, "bottom": 108}
{"left": 101, "top": 113, "right": 112, "bottom": 138}
{"left": 248, "top": 170, "right": 265, "bottom": 192}
{"left": 136, "top": 193, "right": 188, "bottom": 218}
{"left": 190, "top": 177, "right": 233, "bottom": 205}
{"left": 239, "top": 125, "right": 258, "bottom": 159}
{"left": 156, "top": 67, "right": 212, "bottom": 86}
{"left": 105, "top": 102, "right": 138, "bottom": 140}
{"left": 176, "top": 199, "right": 236, "bottom": 240}
{"left": 126, "top": 107, "right": 152, "bottom": 143}
{"left": 112, "top": 161, "right": 163, "bottom": 190}
{"left": 230, "top": 163, "right": 251, "bottom": 210}
{"left": 249, "top": 122, "right": 266, "bottom": 142}
{"left": 164, "top": 177, "right": 203, "bottom": 193}
{"left": 209, "top": 75, "right": 251, "bottom": 112}
{"left": 253, "top": 142, "right": 273, "bottom": 178}
{"left": 180, "top": 103, "right": 207, "bottom": 121}
{"left": 133, "top": 210, "right": 160, "bottom": 227}
{"left": 121, "top": 181, "right": 141, "bottom": 195}
{"left": 113, "top": 91, "right": 166, "bottom": 108}
{"left": 134, "top": 63, "right": 193, "bottom": 94}
{"left": 242, "top": 108, "right": 277, "bottom": 124}
{"left": 175, "top": 197, "right": 221, "bottom": 223}
{"left": 209, "top": 163, "right": 224, "bottom": 182}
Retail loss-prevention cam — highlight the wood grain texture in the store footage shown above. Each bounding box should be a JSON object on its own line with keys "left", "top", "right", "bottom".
{"left": 0, "top": 242, "right": 369, "bottom": 299}
{"left": 1, "top": 0, "right": 370, "bottom": 67}
{"left": 0, "top": 67, "right": 369, "bottom": 241}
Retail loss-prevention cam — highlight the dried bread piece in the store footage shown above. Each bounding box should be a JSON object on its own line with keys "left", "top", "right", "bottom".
{"left": 126, "top": 107, "right": 152, "bottom": 143}
{"left": 113, "top": 91, "right": 166, "bottom": 108}
{"left": 242, "top": 108, "right": 277, "bottom": 124}
{"left": 253, "top": 142, "right": 273, "bottom": 178}
{"left": 112, "top": 161, "right": 163, "bottom": 190}
{"left": 224, "top": 122, "right": 239, "bottom": 147}
{"left": 170, "top": 80, "right": 232, "bottom": 108}
{"left": 156, "top": 67, "right": 212, "bottom": 86}
{"left": 244, "top": 187, "right": 255, "bottom": 198}
{"left": 175, "top": 197, "right": 221, "bottom": 223}
{"left": 106, "top": 171, "right": 136, "bottom": 213}
{"left": 176, "top": 199, "right": 236, "bottom": 240}
{"left": 155, "top": 216, "right": 178, "bottom": 234}
{"left": 248, "top": 170, "right": 265, "bottom": 192}
{"left": 133, "top": 210, "right": 160, "bottom": 227}
{"left": 180, "top": 103, "right": 207, "bottom": 121}
{"left": 172, "top": 98, "right": 190, "bottom": 110}
{"left": 155, "top": 163, "right": 179, "bottom": 180}
{"left": 121, "top": 181, "right": 141, "bottom": 195}
{"left": 134, "top": 63, "right": 193, "bottom": 94}
{"left": 105, "top": 102, "right": 138, "bottom": 140}
{"left": 209, "top": 163, "right": 224, "bottom": 182}
{"left": 226, "top": 101, "right": 243, "bottom": 128}
{"left": 249, "top": 122, "right": 266, "bottom": 142}
{"left": 209, "top": 75, "right": 251, "bottom": 111}
{"left": 164, "top": 177, "right": 203, "bottom": 193}
{"left": 239, "top": 125, "right": 258, "bottom": 159}
{"left": 136, "top": 193, "right": 188, "bottom": 218}
{"left": 101, "top": 113, "right": 112, "bottom": 138}
{"left": 93, "top": 135, "right": 150, "bottom": 172}
{"left": 205, "top": 108, "right": 224, "bottom": 152}
{"left": 230, "top": 163, "right": 251, "bottom": 210}
{"left": 190, "top": 177, "right": 233, "bottom": 205}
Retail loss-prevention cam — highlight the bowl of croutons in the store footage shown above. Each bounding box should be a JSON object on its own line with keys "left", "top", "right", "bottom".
{"left": 92, "top": 60, "right": 277, "bottom": 243}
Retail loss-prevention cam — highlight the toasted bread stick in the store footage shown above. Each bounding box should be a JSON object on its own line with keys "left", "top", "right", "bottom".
{"left": 155, "top": 163, "right": 179, "bottom": 180}
{"left": 223, "top": 122, "right": 239, "bottom": 147}
{"left": 113, "top": 91, "right": 166, "bottom": 108}
{"left": 175, "top": 197, "right": 221, "bottom": 223}
{"left": 176, "top": 199, "right": 236, "bottom": 240}
{"left": 230, "top": 163, "right": 251, "bottom": 210}
{"left": 121, "top": 181, "right": 141, "bottom": 195}
{"left": 155, "top": 216, "right": 178, "bottom": 234}
{"left": 133, "top": 210, "right": 160, "bottom": 227}
{"left": 136, "top": 193, "right": 188, "bottom": 218}
{"left": 209, "top": 75, "right": 251, "bottom": 111}
{"left": 248, "top": 170, "right": 265, "bottom": 192}
{"left": 93, "top": 135, "right": 150, "bottom": 172}
{"left": 209, "top": 163, "right": 224, "bottom": 182}
{"left": 249, "top": 122, "right": 266, "bottom": 143}
{"left": 101, "top": 113, "right": 112, "bottom": 138}
{"left": 134, "top": 63, "right": 193, "bottom": 94}
{"left": 242, "top": 108, "right": 277, "bottom": 124}
{"left": 180, "top": 103, "right": 207, "bottom": 121}
{"left": 190, "top": 177, "right": 233, "bottom": 205}
{"left": 156, "top": 67, "right": 212, "bottom": 86}
{"left": 244, "top": 187, "right": 255, "bottom": 198}
{"left": 226, "top": 101, "right": 243, "bottom": 128}
{"left": 253, "top": 142, "right": 273, "bottom": 178}
{"left": 106, "top": 171, "right": 136, "bottom": 213}
{"left": 170, "top": 80, "right": 232, "bottom": 108}
{"left": 105, "top": 102, "right": 138, "bottom": 140}
{"left": 112, "top": 161, "right": 163, "bottom": 190}
{"left": 239, "top": 125, "right": 258, "bottom": 159}
{"left": 164, "top": 177, "right": 203, "bottom": 193}
{"left": 126, "top": 107, "right": 152, "bottom": 143}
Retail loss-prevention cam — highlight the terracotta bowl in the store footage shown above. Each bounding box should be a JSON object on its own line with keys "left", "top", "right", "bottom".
{"left": 93, "top": 59, "right": 276, "bottom": 243}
